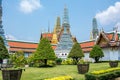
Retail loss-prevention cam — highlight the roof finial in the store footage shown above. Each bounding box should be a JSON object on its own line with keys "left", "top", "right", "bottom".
{"left": 62, "top": 5, "right": 70, "bottom": 33}
{"left": 48, "top": 21, "right": 50, "bottom": 33}
{"left": 102, "top": 27, "right": 104, "bottom": 32}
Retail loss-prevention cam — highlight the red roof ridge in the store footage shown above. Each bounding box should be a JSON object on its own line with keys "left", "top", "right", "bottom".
{"left": 79, "top": 40, "right": 95, "bottom": 44}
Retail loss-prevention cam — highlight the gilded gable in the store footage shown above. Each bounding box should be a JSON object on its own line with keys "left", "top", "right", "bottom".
{"left": 98, "top": 37, "right": 108, "bottom": 47}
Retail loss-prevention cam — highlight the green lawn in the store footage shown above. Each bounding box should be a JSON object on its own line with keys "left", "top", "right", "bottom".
{"left": 0, "top": 63, "right": 120, "bottom": 80}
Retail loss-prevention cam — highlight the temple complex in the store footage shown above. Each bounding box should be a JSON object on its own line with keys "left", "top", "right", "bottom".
{"left": 1, "top": 1, "right": 120, "bottom": 61}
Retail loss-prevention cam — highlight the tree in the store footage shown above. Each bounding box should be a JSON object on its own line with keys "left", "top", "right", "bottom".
{"left": 90, "top": 45, "right": 104, "bottom": 63}
{"left": 0, "top": 36, "right": 9, "bottom": 64}
{"left": 68, "top": 42, "right": 84, "bottom": 64}
{"left": 10, "top": 50, "right": 26, "bottom": 67}
{"left": 34, "top": 38, "right": 56, "bottom": 67}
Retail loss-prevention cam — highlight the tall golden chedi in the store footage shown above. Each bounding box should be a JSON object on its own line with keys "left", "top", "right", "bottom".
{"left": 51, "top": 17, "right": 61, "bottom": 44}
{"left": 53, "top": 16, "right": 61, "bottom": 37}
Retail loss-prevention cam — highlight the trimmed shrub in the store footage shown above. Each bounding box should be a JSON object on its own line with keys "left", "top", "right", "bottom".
{"left": 85, "top": 68, "right": 120, "bottom": 80}
{"left": 61, "top": 58, "right": 73, "bottom": 65}
{"left": 47, "top": 60, "right": 56, "bottom": 67}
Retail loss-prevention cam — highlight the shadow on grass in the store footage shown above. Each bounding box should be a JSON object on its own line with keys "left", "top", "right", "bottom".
{"left": 39, "top": 65, "right": 54, "bottom": 68}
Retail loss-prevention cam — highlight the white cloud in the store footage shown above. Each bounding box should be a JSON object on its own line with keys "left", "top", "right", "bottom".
{"left": 95, "top": 2, "right": 120, "bottom": 26}
{"left": 6, "top": 34, "right": 17, "bottom": 40}
{"left": 19, "top": 0, "right": 42, "bottom": 14}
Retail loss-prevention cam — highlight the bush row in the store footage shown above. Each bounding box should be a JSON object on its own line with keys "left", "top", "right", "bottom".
{"left": 85, "top": 68, "right": 120, "bottom": 80}
{"left": 91, "top": 67, "right": 120, "bottom": 75}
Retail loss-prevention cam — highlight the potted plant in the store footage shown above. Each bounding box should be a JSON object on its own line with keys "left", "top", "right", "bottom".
{"left": 109, "top": 60, "right": 118, "bottom": 67}
{"left": 77, "top": 59, "right": 89, "bottom": 74}
{"left": 56, "top": 58, "right": 62, "bottom": 65}
{"left": 2, "top": 67, "right": 23, "bottom": 80}
{"left": 2, "top": 51, "right": 26, "bottom": 80}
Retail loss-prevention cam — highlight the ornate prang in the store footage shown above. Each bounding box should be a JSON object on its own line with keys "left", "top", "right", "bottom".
{"left": 92, "top": 18, "right": 99, "bottom": 39}
{"left": 55, "top": 6, "right": 73, "bottom": 59}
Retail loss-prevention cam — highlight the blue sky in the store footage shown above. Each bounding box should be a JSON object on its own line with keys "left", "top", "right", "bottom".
{"left": 2, "top": 0, "right": 120, "bottom": 43}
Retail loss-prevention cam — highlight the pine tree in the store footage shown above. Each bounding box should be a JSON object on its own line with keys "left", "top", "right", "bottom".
{"left": 34, "top": 38, "right": 56, "bottom": 66}
{"left": 68, "top": 42, "right": 84, "bottom": 64}
{"left": 90, "top": 45, "right": 104, "bottom": 63}
{"left": 0, "top": 36, "right": 9, "bottom": 63}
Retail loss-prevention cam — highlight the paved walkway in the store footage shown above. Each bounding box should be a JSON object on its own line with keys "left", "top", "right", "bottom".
{"left": 115, "top": 77, "right": 120, "bottom": 80}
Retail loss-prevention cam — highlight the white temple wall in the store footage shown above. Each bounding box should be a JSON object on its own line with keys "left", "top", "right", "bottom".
{"left": 55, "top": 50, "right": 70, "bottom": 59}
{"left": 84, "top": 48, "right": 119, "bottom": 61}
{"left": 109, "top": 48, "right": 118, "bottom": 60}
{"left": 100, "top": 48, "right": 110, "bottom": 61}
{"left": 99, "top": 47, "right": 119, "bottom": 61}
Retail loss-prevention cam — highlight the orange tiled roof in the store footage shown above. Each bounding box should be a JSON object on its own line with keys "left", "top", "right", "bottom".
{"left": 8, "top": 40, "right": 38, "bottom": 49}
{"left": 106, "top": 33, "right": 113, "bottom": 41}
{"left": 52, "top": 45, "right": 57, "bottom": 50}
{"left": 106, "top": 33, "right": 119, "bottom": 41}
{"left": 80, "top": 41, "right": 95, "bottom": 48}
{"left": 42, "top": 33, "right": 53, "bottom": 37}
{"left": 8, "top": 40, "right": 56, "bottom": 53}
{"left": 80, "top": 40, "right": 95, "bottom": 53}
{"left": 41, "top": 33, "right": 53, "bottom": 41}
{"left": 9, "top": 48, "right": 36, "bottom": 52}
{"left": 82, "top": 48, "right": 92, "bottom": 53}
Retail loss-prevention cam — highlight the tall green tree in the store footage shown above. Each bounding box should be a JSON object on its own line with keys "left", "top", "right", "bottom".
{"left": 34, "top": 38, "right": 56, "bottom": 66}
{"left": 68, "top": 42, "right": 84, "bottom": 64}
{"left": 0, "top": 36, "right": 9, "bottom": 63}
{"left": 90, "top": 45, "right": 104, "bottom": 63}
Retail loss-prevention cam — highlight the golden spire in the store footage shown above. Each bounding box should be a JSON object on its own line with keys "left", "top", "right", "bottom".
{"left": 53, "top": 16, "right": 61, "bottom": 35}
{"left": 51, "top": 17, "right": 61, "bottom": 44}
{"left": 90, "top": 31, "right": 93, "bottom": 40}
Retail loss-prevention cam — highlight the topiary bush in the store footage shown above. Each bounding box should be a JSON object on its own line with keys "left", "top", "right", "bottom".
{"left": 61, "top": 58, "right": 73, "bottom": 65}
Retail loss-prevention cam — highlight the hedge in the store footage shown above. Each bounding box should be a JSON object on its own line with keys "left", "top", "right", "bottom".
{"left": 44, "top": 75, "right": 74, "bottom": 80}
{"left": 85, "top": 68, "right": 120, "bottom": 80}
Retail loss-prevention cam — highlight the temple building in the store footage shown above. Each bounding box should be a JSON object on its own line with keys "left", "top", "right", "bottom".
{"left": 82, "top": 18, "right": 120, "bottom": 61}
{"left": 41, "top": 6, "right": 75, "bottom": 59}
{"left": 55, "top": 6, "right": 73, "bottom": 59}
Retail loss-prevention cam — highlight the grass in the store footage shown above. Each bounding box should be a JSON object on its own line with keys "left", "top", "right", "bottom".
{"left": 0, "top": 62, "right": 120, "bottom": 80}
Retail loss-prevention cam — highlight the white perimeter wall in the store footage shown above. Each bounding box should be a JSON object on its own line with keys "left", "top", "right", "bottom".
{"left": 84, "top": 47, "right": 120, "bottom": 61}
